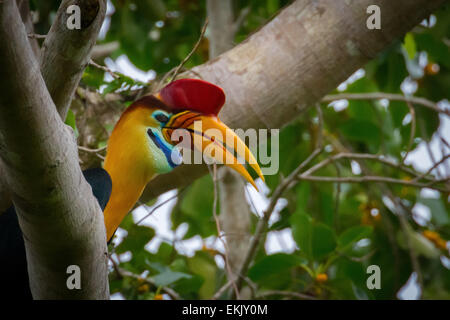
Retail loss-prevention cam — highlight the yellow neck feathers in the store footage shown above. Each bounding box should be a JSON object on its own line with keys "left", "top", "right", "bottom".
{"left": 103, "top": 105, "right": 159, "bottom": 241}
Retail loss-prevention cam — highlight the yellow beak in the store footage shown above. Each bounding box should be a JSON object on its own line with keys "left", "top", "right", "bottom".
{"left": 162, "top": 111, "right": 264, "bottom": 190}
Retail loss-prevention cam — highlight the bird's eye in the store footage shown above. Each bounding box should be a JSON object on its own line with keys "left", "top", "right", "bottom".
{"left": 154, "top": 112, "right": 169, "bottom": 123}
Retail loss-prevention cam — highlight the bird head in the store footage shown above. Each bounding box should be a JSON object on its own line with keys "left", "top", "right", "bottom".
{"left": 103, "top": 79, "right": 263, "bottom": 240}
{"left": 105, "top": 78, "right": 263, "bottom": 188}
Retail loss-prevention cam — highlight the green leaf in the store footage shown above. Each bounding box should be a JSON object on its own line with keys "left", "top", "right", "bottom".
{"left": 115, "top": 225, "right": 155, "bottom": 254}
{"left": 172, "top": 175, "right": 215, "bottom": 238}
{"left": 290, "top": 212, "right": 337, "bottom": 260}
{"left": 339, "top": 119, "right": 381, "bottom": 146}
{"left": 248, "top": 253, "right": 306, "bottom": 282}
{"left": 172, "top": 275, "right": 204, "bottom": 299}
{"left": 102, "top": 73, "right": 146, "bottom": 95}
{"left": 81, "top": 65, "right": 105, "bottom": 89}
{"left": 65, "top": 109, "right": 77, "bottom": 131}
{"left": 267, "top": 0, "right": 280, "bottom": 14}
{"left": 397, "top": 225, "right": 440, "bottom": 259}
{"left": 290, "top": 212, "right": 313, "bottom": 259}
{"left": 186, "top": 251, "right": 217, "bottom": 299}
{"left": 415, "top": 33, "right": 450, "bottom": 68}
{"left": 403, "top": 33, "right": 416, "bottom": 60}
{"left": 146, "top": 261, "right": 168, "bottom": 274}
{"left": 345, "top": 77, "right": 378, "bottom": 122}
{"left": 152, "top": 270, "right": 192, "bottom": 287}
{"left": 146, "top": 242, "right": 175, "bottom": 266}
{"left": 311, "top": 223, "right": 337, "bottom": 260}
{"left": 338, "top": 226, "right": 373, "bottom": 254}
{"left": 368, "top": 46, "right": 408, "bottom": 92}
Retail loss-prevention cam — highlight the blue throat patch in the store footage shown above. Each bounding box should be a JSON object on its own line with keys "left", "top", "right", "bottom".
{"left": 147, "top": 128, "right": 178, "bottom": 168}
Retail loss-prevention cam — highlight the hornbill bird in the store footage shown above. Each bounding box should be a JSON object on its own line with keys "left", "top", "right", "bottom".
{"left": 0, "top": 78, "right": 264, "bottom": 299}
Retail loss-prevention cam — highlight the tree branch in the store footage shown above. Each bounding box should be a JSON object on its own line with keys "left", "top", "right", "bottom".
{"left": 17, "top": 0, "right": 40, "bottom": 58}
{"left": 207, "top": 0, "right": 235, "bottom": 59}
{"left": 322, "top": 92, "right": 449, "bottom": 116}
{"left": 296, "top": 175, "right": 448, "bottom": 193}
{"left": 0, "top": 0, "right": 109, "bottom": 299}
{"left": 300, "top": 153, "right": 434, "bottom": 181}
{"left": 141, "top": 0, "right": 447, "bottom": 203}
{"left": 40, "top": 0, "right": 107, "bottom": 119}
{"left": 0, "top": 0, "right": 42, "bottom": 216}
{"left": 91, "top": 41, "right": 119, "bottom": 60}
{"left": 256, "top": 290, "right": 317, "bottom": 300}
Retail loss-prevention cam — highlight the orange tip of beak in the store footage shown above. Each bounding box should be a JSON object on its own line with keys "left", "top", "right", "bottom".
{"left": 163, "top": 112, "right": 264, "bottom": 191}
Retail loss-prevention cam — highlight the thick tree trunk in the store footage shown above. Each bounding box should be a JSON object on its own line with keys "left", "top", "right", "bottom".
{"left": 0, "top": 0, "right": 109, "bottom": 299}
{"left": 141, "top": 0, "right": 446, "bottom": 202}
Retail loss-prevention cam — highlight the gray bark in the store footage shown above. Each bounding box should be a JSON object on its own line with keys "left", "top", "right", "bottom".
{"left": 17, "top": 0, "right": 40, "bottom": 57}
{"left": 0, "top": 164, "right": 11, "bottom": 213}
{"left": 0, "top": 0, "right": 40, "bottom": 214}
{"left": 0, "top": 0, "right": 109, "bottom": 299}
{"left": 0, "top": 0, "right": 107, "bottom": 222}
{"left": 40, "top": 0, "right": 107, "bottom": 119}
{"left": 206, "top": 0, "right": 235, "bottom": 59}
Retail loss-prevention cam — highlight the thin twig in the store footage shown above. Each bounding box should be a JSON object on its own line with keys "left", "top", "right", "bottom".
{"left": 440, "top": 136, "right": 450, "bottom": 149}
{"left": 379, "top": 188, "right": 424, "bottom": 295}
{"left": 172, "top": 18, "right": 209, "bottom": 82}
{"left": 184, "top": 68, "right": 204, "bottom": 80}
{"left": 155, "top": 19, "right": 208, "bottom": 91}
{"left": 135, "top": 191, "right": 183, "bottom": 226}
{"left": 332, "top": 161, "right": 341, "bottom": 231}
{"left": 301, "top": 153, "right": 431, "bottom": 181}
{"left": 77, "top": 146, "right": 106, "bottom": 160}
{"left": 411, "top": 154, "right": 450, "bottom": 183}
{"left": 315, "top": 103, "right": 324, "bottom": 150}
{"left": 77, "top": 145, "right": 106, "bottom": 160}
{"left": 438, "top": 135, "right": 450, "bottom": 177}
{"left": 244, "top": 184, "right": 262, "bottom": 217}
{"left": 212, "top": 280, "right": 233, "bottom": 300}
{"left": 232, "top": 6, "right": 251, "bottom": 33}
{"left": 322, "top": 92, "right": 449, "bottom": 116}
{"left": 256, "top": 290, "right": 317, "bottom": 300}
{"left": 27, "top": 33, "right": 46, "bottom": 39}
{"left": 296, "top": 175, "right": 448, "bottom": 192}
{"left": 111, "top": 262, "right": 181, "bottom": 300}
{"left": 402, "top": 101, "right": 416, "bottom": 163}
{"left": 419, "top": 119, "right": 444, "bottom": 179}
{"left": 77, "top": 145, "right": 107, "bottom": 153}
{"left": 88, "top": 59, "right": 120, "bottom": 79}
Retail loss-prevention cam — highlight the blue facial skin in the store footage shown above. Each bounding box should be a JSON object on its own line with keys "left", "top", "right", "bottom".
{"left": 147, "top": 111, "right": 182, "bottom": 170}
